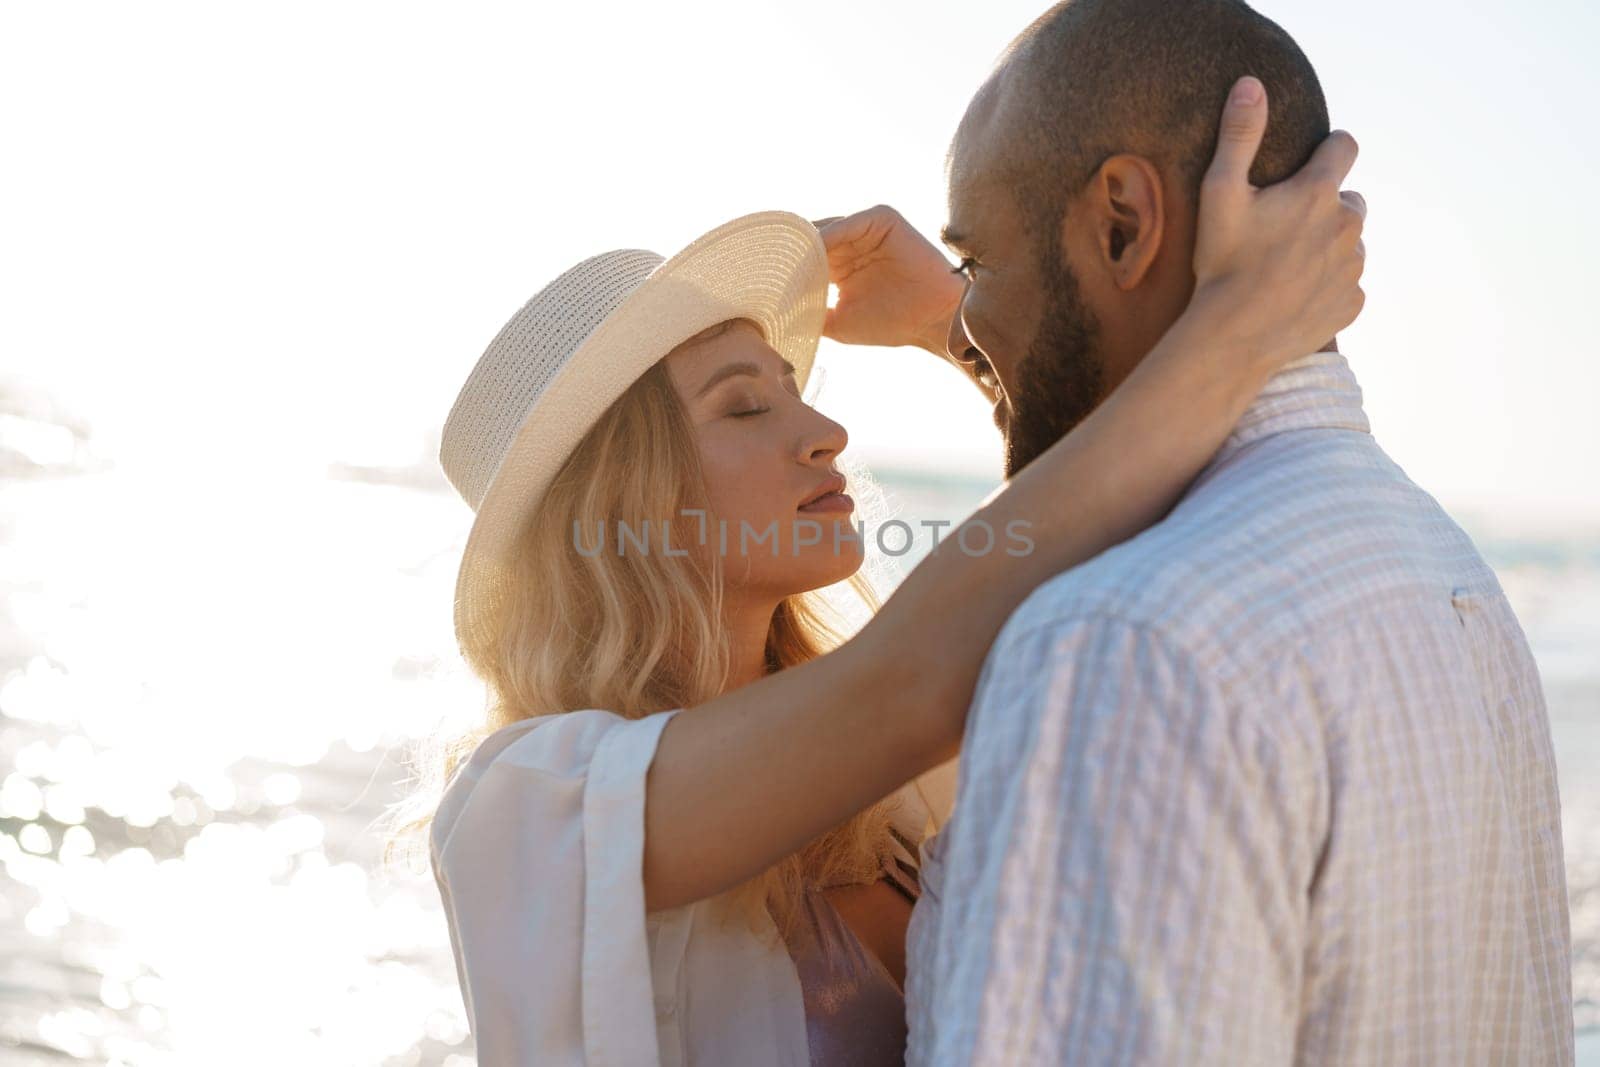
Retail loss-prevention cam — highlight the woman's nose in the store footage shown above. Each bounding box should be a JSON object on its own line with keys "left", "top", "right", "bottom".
{"left": 799, "top": 409, "right": 848, "bottom": 461}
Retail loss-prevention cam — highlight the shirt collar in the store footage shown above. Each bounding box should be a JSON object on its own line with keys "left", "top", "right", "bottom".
{"left": 1200, "top": 348, "right": 1371, "bottom": 476}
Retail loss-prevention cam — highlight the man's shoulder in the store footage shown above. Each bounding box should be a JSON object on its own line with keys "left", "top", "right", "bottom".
{"left": 993, "top": 427, "right": 1496, "bottom": 671}
{"left": 989, "top": 440, "right": 1303, "bottom": 660}
{"left": 987, "top": 542, "right": 1220, "bottom": 680}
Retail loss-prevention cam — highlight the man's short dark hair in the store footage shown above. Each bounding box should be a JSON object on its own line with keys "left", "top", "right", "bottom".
{"left": 999, "top": 0, "right": 1329, "bottom": 249}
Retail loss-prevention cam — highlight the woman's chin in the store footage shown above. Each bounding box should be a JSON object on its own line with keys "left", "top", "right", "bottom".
{"left": 778, "top": 543, "right": 867, "bottom": 595}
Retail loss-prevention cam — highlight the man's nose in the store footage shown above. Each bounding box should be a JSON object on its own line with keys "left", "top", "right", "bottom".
{"left": 945, "top": 304, "right": 979, "bottom": 366}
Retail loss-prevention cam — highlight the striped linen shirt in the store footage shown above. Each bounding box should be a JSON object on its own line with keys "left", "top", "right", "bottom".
{"left": 904, "top": 349, "right": 1574, "bottom": 1065}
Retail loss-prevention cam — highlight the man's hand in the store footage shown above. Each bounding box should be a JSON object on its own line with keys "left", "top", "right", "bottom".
{"left": 811, "top": 206, "right": 967, "bottom": 357}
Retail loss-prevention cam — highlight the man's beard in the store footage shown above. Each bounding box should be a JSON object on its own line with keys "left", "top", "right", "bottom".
{"left": 1002, "top": 249, "right": 1106, "bottom": 479}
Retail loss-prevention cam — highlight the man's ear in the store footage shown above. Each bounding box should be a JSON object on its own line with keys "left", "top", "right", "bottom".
{"left": 1082, "top": 154, "right": 1165, "bottom": 291}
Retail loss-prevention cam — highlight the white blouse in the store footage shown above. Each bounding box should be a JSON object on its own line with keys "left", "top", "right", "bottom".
{"left": 429, "top": 706, "right": 958, "bottom": 1067}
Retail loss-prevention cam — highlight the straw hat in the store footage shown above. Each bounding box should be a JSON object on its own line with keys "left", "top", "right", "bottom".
{"left": 438, "top": 210, "right": 830, "bottom": 651}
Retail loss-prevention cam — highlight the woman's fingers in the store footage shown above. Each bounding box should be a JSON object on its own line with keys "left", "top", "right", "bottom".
{"left": 812, "top": 208, "right": 897, "bottom": 267}
{"left": 1341, "top": 191, "right": 1367, "bottom": 268}
{"left": 1298, "top": 129, "right": 1360, "bottom": 192}
{"left": 1335, "top": 182, "right": 1368, "bottom": 332}
{"left": 1202, "top": 76, "right": 1269, "bottom": 195}
{"left": 808, "top": 205, "right": 965, "bottom": 351}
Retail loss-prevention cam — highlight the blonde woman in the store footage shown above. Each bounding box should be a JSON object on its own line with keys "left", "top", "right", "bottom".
{"left": 391, "top": 84, "right": 1364, "bottom": 1066}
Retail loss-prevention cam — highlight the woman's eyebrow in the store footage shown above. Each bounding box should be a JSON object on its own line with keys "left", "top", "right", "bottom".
{"left": 694, "top": 358, "right": 799, "bottom": 399}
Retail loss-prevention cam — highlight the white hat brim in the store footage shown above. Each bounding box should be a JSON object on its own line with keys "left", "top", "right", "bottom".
{"left": 452, "top": 210, "right": 829, "bottom": 652}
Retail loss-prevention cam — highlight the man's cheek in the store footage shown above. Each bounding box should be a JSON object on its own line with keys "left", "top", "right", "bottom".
{"left": 972, "top": 287, "right": 1024, "bottom": 355}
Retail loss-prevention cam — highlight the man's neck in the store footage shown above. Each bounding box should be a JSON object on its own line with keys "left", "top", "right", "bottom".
{"left": 1190, "top": 341, "right": 1370, "bottom": 489}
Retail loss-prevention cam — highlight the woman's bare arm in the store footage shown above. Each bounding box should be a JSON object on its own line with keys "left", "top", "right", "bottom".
{"left": 641, "top": 80, "right": 1365, "bottom": 913}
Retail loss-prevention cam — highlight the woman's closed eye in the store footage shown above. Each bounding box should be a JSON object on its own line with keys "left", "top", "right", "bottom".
{"left": 728, "top": 382, "right": 808, "bottom": 418}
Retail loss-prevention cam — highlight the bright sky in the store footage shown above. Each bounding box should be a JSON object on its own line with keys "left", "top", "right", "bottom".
{"left": 4, "top": 0, "right": 1597, "bottom": 524}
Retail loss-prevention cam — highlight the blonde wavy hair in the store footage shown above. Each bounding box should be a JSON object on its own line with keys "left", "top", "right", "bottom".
{"left": 382, "top": 325, "right": 903, "bottom": 956}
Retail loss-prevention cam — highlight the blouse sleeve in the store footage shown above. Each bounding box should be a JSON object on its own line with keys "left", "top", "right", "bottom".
{"left": 430, "top": 707, "right": 682, "bottom": 1067}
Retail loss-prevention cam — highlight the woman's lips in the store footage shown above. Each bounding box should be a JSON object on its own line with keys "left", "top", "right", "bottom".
{"left": 797, "top": 492, "right": 855, "bottom": 514}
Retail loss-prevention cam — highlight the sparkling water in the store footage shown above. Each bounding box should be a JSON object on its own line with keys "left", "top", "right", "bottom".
{"left": 0, "top": 449, "right": 1593, "bottom": 1064}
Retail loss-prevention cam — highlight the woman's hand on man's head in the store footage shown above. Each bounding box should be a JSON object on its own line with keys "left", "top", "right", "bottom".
{"left": 1189, "top": 74, "right": 1368, "bottom": 377}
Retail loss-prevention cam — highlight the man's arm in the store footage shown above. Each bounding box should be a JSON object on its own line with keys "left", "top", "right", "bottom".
{"left": 913, "top": 609, "right": 1317, "bottom": 1066}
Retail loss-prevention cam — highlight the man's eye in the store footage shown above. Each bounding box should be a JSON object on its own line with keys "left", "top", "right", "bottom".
{"left": 950, "top": 257, "right": 978, "bottom": 281}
